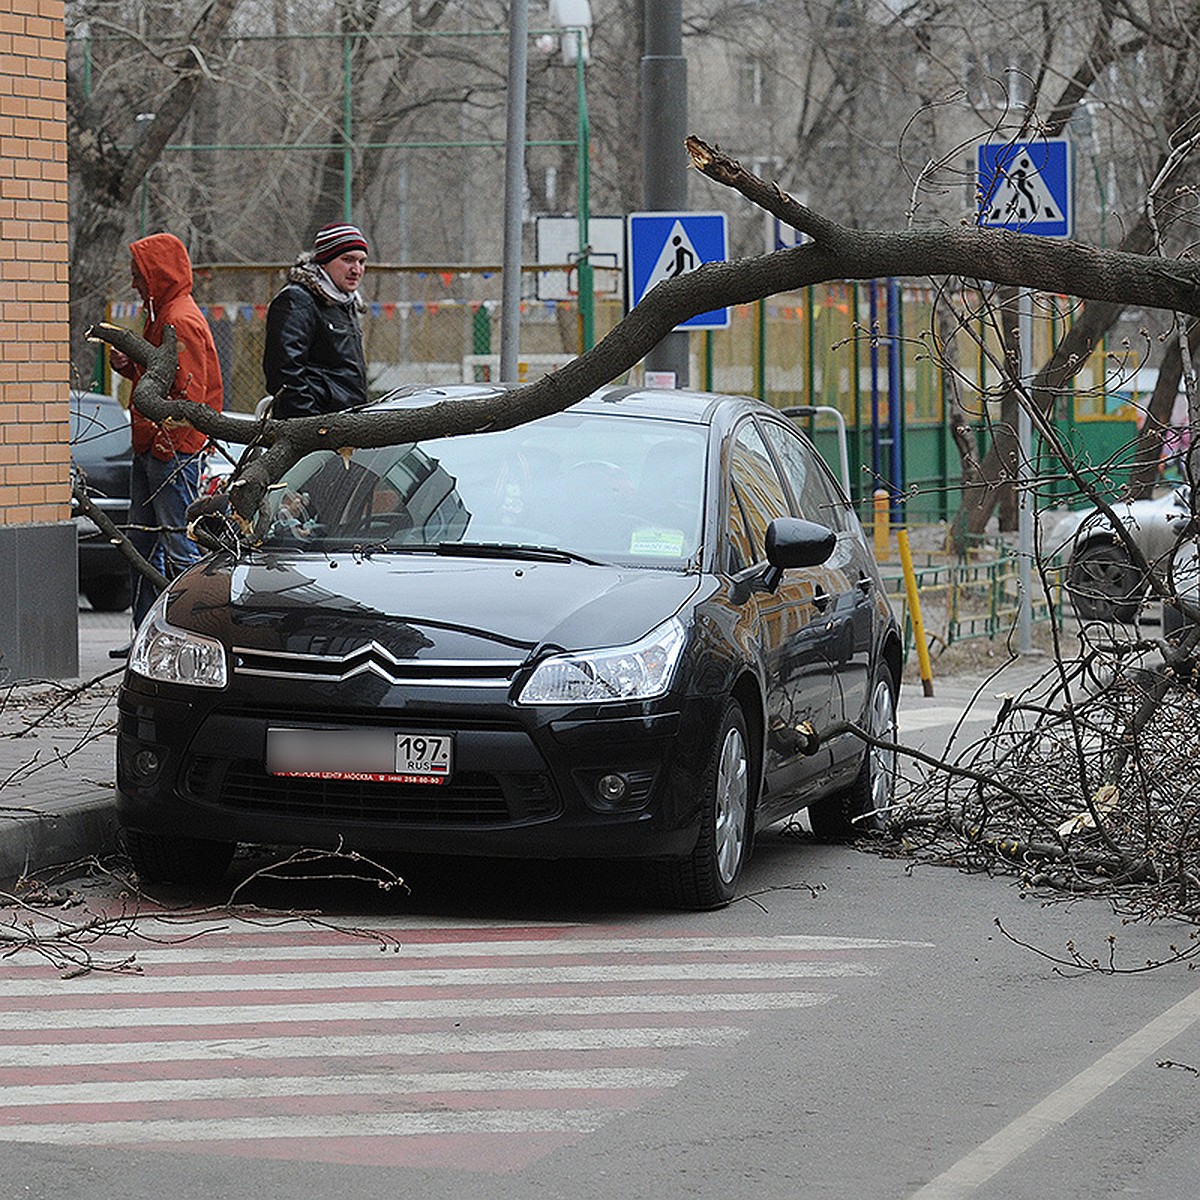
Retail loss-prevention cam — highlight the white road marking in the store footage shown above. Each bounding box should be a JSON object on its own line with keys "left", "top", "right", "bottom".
{"left": 909, "top": 982, "right": 1200, "bottom": 1198}
{"left": 0, "top": 1109, "right": 616, "bottom": 1144}
{"left": 0, "top": 931, "right": 926, "bottom": 970}
{"left": 0, "top": 959, "right": 871, "bottom": 997}
{"left": 0, "top": 1025, "right": 750, "bottom": 1069}
{"left": 0, "top": 923, "right": 906, "bottom": 1167}
{"left": 0, "top": 1067, "right": 688, "bottom": 1109}
{"left": 0, "top": 989, "right": 831, "bottom": 1031}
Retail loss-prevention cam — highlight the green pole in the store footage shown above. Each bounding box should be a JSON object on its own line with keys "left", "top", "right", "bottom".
{"left": 806, "top": 285, "right": 815, "bottom": 405}
{"left": 343, "top": 34, "right": 353, "bottom": 220}
{"left": 575, "top": 33, "right": 594, "bottom": 352}
{"left": 755, "top": 299, "right": 766, "bottom": 401}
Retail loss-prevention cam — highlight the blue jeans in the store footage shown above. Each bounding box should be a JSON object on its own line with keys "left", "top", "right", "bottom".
{"left": 128, "top": 451, "right": 203, "bottom": 627}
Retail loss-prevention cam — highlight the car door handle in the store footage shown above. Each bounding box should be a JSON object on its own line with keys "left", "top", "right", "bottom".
{"left": 813, "top": 585, "right": 831, "bottom": 611}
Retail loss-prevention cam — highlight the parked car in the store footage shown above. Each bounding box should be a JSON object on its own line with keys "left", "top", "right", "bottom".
{"left": 116, "top": 384, "right": 903, "bottom": 908}
{"left": 1049, "top": 486, "right": 1192, "bottom": 622}
{"left": 199, "top": 403, "right": 268, "bottom": 498}
{"left": 70, "top": 390, "right": 132, "bottom": 612}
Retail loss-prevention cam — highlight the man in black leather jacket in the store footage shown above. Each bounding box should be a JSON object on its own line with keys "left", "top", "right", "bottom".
{"left": 263, "top": 223, "right": 370, "bottom": 418}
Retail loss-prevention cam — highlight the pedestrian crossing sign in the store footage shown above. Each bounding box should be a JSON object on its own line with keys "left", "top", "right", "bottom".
{"left": 976, "top": 138, "right": 1072, "bottom": 239}
{"left": 627, "top": 211, "right": 730, "bottom": 329}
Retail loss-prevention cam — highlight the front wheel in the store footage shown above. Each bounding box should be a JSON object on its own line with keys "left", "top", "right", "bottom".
{"left": 123, "top": 828, "right": 235, "bottom": 887}
{"left": 1067, "top": 541, "right": 1145, "bottom": 622}
{"left": 656, "top": 700, "right": 754, "bottom": 910}
{"left": 809, "top": 667, "right": 898, "bottom": 840}
{"left": 83, "top": 574, "right": 131, "bottom": 613}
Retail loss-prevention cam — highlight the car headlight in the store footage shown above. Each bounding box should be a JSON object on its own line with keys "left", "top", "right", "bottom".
{"left": 129, "top": 592, "right": 228, "bottom": 688}
{"left": 518, "top": 616, "right": 686, "bottom": 705}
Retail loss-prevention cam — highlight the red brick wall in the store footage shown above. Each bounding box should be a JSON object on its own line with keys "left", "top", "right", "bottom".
{"left": 0, "top": 0, "right": 69, "bottom": 528}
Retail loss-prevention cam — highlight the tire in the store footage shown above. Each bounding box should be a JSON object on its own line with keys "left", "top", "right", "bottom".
{"left": 656, "top": 700, "right": 754, "bottom": 910}
{"left": 83, "top": 574, "right": 132, "bottom": 613}
{"left": 1066, "top": 541, "right": 1144, "bottom": 622}
{"left": 123, "top": 828, "right": 235, "bottom": 886}
{"left": 809, "top": 667, "right": 898, "bottom": 840}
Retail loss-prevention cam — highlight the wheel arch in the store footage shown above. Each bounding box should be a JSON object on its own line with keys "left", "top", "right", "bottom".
{"left": 730, "top": 670, "right": 765, "bottom": 810}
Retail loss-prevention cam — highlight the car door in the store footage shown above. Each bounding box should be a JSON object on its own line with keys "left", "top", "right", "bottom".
{"left": 726, "top": 420, "right": 833, "bottom": 804}
{"left": 759, "top": 417, "right": 875, "bottom": 756}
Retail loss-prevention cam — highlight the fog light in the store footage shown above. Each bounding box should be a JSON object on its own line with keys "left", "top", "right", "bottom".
{"left": 596, "top": 773, "right": 628, "bottom": 804}
{"left": 131, "top": 748, "right": 162, "bottom": 783}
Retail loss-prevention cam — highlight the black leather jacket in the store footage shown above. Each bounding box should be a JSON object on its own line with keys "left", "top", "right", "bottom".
{"left": 263, "top": 259, "right": 368, "bottom": 418}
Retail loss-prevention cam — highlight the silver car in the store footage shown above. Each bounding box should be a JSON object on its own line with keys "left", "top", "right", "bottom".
{"left": 1050, "top": 486, "right": 1192, "bottom": 622}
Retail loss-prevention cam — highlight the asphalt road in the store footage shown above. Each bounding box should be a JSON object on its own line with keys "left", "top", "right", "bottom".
{"left": 3, "top": 824, "right": 1200, "bottom": 1200}
{"left": 4, "top": 612, "right": 1196, "bottom": 1198}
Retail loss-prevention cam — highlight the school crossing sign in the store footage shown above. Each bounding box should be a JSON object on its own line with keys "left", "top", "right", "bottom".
{"left": 976, "top": 138, "right": 1073, "bottom": 239}
{"left": 627, "top": 211, "right": 730, "bottom": 329}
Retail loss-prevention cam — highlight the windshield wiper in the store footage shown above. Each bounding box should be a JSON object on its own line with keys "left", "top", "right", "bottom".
{"left": 435, "top": 541, "right": 603, "bottom": 566}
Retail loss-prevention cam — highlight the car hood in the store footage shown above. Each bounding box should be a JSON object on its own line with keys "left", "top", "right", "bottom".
{"left": 169, "top": 550, "right": 703, "bottom": 663}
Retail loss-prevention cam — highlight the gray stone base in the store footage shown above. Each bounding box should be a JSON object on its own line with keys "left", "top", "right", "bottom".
{"left": 0, "top": 522, "right": 79, "bottom": 682}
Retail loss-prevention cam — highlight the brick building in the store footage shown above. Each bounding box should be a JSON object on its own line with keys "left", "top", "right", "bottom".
{"left": 0, "top": 0, "right": 74, "bottom": 682}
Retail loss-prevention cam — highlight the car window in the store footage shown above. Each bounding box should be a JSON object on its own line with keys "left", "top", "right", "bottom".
{"left": 69, "top": 394, "right": 129, "bottom": 460}
{"left": 258, "top": 413, "right": 708, "bottom": 565}
{"left": 759, "top": 418, "right": 851, "bottom": 532}
{"left": 729, "top": 420, "right": 791, "bottom": 564}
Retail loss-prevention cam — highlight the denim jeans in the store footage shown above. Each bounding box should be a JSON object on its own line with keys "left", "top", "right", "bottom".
{"left": 128, "top": 451, "right": 202, "bottom": 627}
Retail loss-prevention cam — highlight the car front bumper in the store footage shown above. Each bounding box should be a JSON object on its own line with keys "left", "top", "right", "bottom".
{"left": 116, "top": 677, "right": 721, "bottom": 861}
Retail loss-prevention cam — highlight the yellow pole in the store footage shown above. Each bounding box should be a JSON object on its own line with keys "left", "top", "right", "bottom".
{"left": 897, "top": 527, "right": 934, "bottom": 697}
{"left": 873, "top": 489, "right": 890, "bottom": 560}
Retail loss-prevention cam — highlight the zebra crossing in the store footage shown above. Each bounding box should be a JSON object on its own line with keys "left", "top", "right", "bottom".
{"left": 0, "top": 920, "right": 919, "bottom": 1170}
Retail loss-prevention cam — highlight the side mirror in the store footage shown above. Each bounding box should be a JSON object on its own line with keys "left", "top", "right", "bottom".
{"left": 766, "top": 517, "right": 836, "bottom": 568}
{"left": 760, "top": 518, "right": 836, "bottom": 592}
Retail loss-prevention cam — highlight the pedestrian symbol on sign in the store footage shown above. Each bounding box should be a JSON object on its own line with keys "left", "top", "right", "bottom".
{"left": 984, "top": 151, "right": 1065, "bottom": 226}
{"left": 646, "top": 220, "right": 700, "bottom": 292}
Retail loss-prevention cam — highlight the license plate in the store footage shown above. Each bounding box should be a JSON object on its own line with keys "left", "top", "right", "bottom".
{"left": 267, "top": 728, "right": 453, "bottom": 785}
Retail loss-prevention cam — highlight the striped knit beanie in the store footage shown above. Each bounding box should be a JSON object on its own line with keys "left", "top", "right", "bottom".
{"left": 313, "top": 222, "right": 369, "bottom": 264}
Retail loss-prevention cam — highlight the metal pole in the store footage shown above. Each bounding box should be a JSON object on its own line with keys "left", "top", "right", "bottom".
{"left": 1018, "top": 287, "right": 1034, "bottom": 653}
{"left": 575, "top": 34, "right": 594, "bottom": 352}
{"left": 343, "top": 34, "right": 353, "bottom": 221}
{"left": 641, "top": 0, "right": 688, "bottom": 386}
{"left": 500, "top": 0, "right": 529, "bottom": 381}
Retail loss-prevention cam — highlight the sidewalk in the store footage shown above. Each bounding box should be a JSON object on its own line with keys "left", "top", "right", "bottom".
{"left": 0, "top": 607, "right": 131, "bottom": 883}
{"left": 0, "top": 607, "right": 1056, "bottom": 886}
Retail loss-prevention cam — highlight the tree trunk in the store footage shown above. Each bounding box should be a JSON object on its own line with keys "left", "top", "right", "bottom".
{"left": 1126, "top": 318, "right": 1200, "bottom": 498}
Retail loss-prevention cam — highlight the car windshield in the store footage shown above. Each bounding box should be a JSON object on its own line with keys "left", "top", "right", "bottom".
{"left": 256, "top": 411, "right": 708, "bottom": 566}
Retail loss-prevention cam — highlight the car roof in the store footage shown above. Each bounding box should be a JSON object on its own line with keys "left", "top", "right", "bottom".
{"left": 372, "top": 382, "right": 767, "bottom": 427}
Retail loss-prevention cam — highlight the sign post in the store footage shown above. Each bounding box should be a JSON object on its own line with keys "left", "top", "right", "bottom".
{"left": 977, "top": 138, "right": 1074, "bottom": 653}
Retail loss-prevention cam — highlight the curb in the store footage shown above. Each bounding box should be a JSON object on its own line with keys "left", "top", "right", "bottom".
{"left": 0, "top": 796, "right": 120, "bottom": 886}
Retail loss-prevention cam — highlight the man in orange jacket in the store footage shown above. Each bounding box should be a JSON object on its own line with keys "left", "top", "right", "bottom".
{"left": 109, "top": 233, "right": 224, "bottom": 647}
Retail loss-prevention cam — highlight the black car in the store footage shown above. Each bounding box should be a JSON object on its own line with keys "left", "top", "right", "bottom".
{"left": 116, "top": 384, "right": 902, "bottom": 908}
{"left": 70, "top": 390, "right": 132, "bottom": 612}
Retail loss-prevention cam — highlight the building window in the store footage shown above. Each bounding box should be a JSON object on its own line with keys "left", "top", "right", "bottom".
{"left": 737, "top": 58, "right": 775, "bottom": 109}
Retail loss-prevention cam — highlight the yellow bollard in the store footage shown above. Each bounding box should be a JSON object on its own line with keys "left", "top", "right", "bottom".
{"left": 897, "top": 528, "right": 935, "bottom": 697}
{"left": 873, "top": 489, "right": 890, "bottom": 560}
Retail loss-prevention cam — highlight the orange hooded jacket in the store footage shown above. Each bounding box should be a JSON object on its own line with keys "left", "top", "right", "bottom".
{"left": 120, "top": 233, "right": 223, "bottom": 460}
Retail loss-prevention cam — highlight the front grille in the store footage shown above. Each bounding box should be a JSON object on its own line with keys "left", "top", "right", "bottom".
{"left": 182, "top": 756, "right": 559, "bottom": 826}
{"left": 213, "top": 705, "right": 515, "bottom": 733}
{"left": 232, "top": 641, "right": 521, "bottom": 689}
